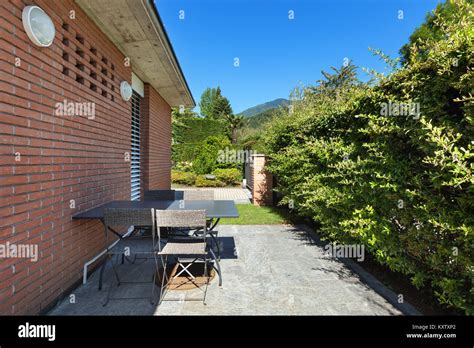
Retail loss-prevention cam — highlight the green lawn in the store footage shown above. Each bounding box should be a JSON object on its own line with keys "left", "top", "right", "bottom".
{"left": 219, "top": 204, "right": 292, "bottom": 225}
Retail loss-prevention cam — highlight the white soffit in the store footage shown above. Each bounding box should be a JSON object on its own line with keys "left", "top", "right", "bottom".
{"left": 75, "top": 0, "right": 195, "bottom": 108}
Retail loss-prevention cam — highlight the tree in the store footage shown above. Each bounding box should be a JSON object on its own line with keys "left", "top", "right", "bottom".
{"left": 224, "top": 113, "right": 244, "bottom": 144}
{"left": 199, "top": 87, "right": 220, "bottom": 118}
{"left": 399, "top": 1, "right": 462, "bottom": 64}
{"left": 308, "top": 61, "right": 359, "bottom": 97}
{"left": 199, "top": 86, "right": 233, "bottom": 119}
{"left": 213, "top": 95, "right": 233, "bottom": 119}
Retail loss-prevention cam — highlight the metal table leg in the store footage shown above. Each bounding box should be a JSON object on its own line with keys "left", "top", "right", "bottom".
{"left": 98, "top": 219, "right": 125, "bottom": 291}
{"left": 208, "top": 218, "right": 221, "bottom": 261}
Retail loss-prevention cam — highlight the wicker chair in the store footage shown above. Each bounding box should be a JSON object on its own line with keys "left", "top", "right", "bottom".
{"left": 182, "top": 189, "right": 214, "bottom": 201}
{"left": 100, "top": 208, "right": 157, "bottom": 306}
{"left": 153, "top": 210, "right": 210, "bottom": 305}
{"left": 181, "top": 190, "right": 221, "bottom": 260}
{"left": 144, "top": 189, "right": 176, "bottom": 201}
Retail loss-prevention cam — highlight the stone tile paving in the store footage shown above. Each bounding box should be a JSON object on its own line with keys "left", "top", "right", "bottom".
{"left": 48, "top": 225, "right": 419, "bottom": 315}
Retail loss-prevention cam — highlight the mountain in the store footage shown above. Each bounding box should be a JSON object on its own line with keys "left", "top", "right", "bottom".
{"left": 244, "top": 108, "right": 276, "bottom": 129}
{"left": 238, "top": 98, "right": 289, "bottom": 118}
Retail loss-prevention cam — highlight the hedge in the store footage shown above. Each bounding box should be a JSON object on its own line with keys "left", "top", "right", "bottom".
{"left": 178, "top": 117, "right": 228, "bottom": 143}
{"left": 263, "top": 0, "right": 473, "bottom": 314}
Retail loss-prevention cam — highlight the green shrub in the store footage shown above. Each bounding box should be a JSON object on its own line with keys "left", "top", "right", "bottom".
{"left": 173, "top": 161, "right": 193, "bottom": 172}
{"left": 263, "top": 0, "right": 473, "bottom": 314}
{"left": 193, "top": 135, "right": 236, "bottom": 175}
{"left": 171, "top": 170, "right": 196, "bottom": 186}
{"left": 172, "top": 144, "right": 198, "bottom": 164}
{"left": 195, "top": 175, "right": 225, "bottom": 187}
{"left": 212, "top": 168, "right": 242, "bottom": 185}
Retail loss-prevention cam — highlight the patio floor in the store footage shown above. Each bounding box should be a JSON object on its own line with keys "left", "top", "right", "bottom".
{"left": 48, "top": 225, "right": 419, "bottom": 315}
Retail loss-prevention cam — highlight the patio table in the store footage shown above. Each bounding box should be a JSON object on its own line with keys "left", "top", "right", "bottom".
{"left": 72, "top": 200, "right": 239, "bottom": 220}
{"left": 72, "top": 200, "right": 238, "bottom": 288}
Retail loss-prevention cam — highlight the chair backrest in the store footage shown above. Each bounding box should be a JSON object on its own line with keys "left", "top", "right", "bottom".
{"left": 144, "top": 189, "right": 176, "bottom": 201}
{"left": 154, "top": 209, "right": 207, "bottom": 244}
{"left": 154, "top": 209, "right": 206, "bottom": 229}
{"left": 183, "top": 190, "right": 214, "bottom": 201}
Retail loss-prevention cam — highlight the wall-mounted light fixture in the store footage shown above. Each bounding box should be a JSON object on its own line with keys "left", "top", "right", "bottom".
{"left": 120, "top": 81, "right": 133, "bottom": 101}
{"left": 22, "top": 6, "right": 55, "bottom": 47}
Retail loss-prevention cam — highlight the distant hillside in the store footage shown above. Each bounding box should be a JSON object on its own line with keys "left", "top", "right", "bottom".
{"left": 244, "top": 108, "right": 277, "bottom": 129}
{"left": 238, "top": 98, "right": 289, "bottom": 118}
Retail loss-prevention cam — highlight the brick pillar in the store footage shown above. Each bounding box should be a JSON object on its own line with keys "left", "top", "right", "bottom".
{"left": 251, "top": 154, "right": 273, "bottom": 206}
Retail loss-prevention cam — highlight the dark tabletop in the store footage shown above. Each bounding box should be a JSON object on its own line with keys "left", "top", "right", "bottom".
{"left": 72, "top": 200, "right": 239, "bottom": 220}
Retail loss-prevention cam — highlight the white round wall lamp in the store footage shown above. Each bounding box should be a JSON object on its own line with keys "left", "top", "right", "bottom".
{"left": 120, "top": 81, "right": 133, "bottom": 101}
{"left": 22, "top": 6, "right": 56, "bottom": 47}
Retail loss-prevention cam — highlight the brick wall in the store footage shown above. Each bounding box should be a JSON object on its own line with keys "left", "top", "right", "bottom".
{"left": 141, "top": 84, "right": 172, "bottom": 192}
{"left": 0, "top": 0, "right": 172, "bottom": 314}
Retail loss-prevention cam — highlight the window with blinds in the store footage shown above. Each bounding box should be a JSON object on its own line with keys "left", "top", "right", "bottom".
{"left": 130, "top": 91, "right": 141, "bottom": 201}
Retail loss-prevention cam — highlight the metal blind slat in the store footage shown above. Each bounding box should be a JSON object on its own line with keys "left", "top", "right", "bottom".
{"left": 131, "top": 91, "right": 141, "bottom": 201}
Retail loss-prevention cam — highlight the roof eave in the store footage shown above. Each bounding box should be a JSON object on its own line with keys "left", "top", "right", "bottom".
{"left": 75, "top": 0, "right": 195, "bottom": 108}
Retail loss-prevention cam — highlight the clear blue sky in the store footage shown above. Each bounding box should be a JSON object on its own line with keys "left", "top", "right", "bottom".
{"left": 155, "top": 0, "right": 442, "bottom": 114}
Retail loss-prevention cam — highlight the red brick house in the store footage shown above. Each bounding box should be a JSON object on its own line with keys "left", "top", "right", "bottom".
{"left": 0, "top": 0, "right": 195, "bottom": 314}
